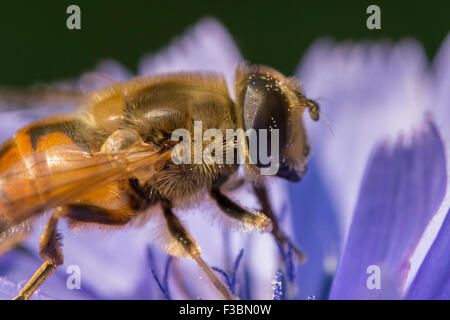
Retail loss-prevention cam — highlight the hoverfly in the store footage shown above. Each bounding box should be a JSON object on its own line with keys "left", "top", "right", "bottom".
{"left": 0, "top": 63, "right": 319, "bottom": 300}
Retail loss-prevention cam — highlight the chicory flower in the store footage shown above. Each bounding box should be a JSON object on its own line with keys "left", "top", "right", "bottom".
{"left": 0, "top": 18, "right": 449, "bottom": 300}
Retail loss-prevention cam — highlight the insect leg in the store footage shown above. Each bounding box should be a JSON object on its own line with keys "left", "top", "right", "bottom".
{"left": 62, "top": 203, "right": 136, "bottom": 227}
{"left": 13, "top": 201, "right": 143, "bottom": 300}
{"left": 210, "top": 187, "right": 272, "bottom": 232}
{"left": 252, "top": 183, "right": 305, "bottom": 263}
{"left": 161, "top": 200, "right": 236, "bottom": 300}
{"left": 13, "top": 207, "right": 66, "bottom": 300}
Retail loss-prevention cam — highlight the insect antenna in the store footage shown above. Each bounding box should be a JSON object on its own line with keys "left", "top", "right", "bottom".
{"left": 306, "top": 98, "right": 334, "bottom": 137}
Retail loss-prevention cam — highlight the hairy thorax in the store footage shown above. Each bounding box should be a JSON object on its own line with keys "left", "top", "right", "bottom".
{"left": 81, "top": 72, "right": 243, "bottom": 201}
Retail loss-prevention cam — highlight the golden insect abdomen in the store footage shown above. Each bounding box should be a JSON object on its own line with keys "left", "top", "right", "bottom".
{"left": 0, "top": 116, "right": 135, "bottom": 225}
{"left": 0, "top": 115, "right": 86, "bottom": 173}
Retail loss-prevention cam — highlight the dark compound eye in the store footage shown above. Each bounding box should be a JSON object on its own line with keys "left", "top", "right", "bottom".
{"left": 242, "top": 74, "right": 290, "bottom": 168}
{"left": 243, "top": 76, "right": 289, "bottom": 140}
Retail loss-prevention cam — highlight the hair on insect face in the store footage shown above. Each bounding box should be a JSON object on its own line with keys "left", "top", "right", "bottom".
{"left": 235, "top": 64, "right": 319, "bottom": 182}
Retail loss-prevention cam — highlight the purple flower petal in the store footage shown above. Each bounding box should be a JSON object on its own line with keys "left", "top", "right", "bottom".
{"left": 329, "top": 118, "right": 447, "bottom": 299}
{"left": 138, "top": 17, "right": 242, "bottom": 94}
{"left": 0, "top": 276, "right": 52, "bottom": 300}
{"left": 0, "top": 277, "right": 21, "bottom": 300}
{"left": 405, "top": 208, "right": 450, "bottom": 300}
{"left": 430, "top": 33, "right": 450, "bottom": 136}
{"left": 297, "top": 39, "right": 429, "bottom": 238}
{"left": 404, "top": 33, "right": 450, "bottom": 297}
{"left": 289, "top": 160, "right": 340, "bottom": 299}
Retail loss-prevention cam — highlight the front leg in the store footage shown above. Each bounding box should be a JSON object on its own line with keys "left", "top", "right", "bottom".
{"left": 211, "top": 177, "right": 304, "bottom": 262}
{"left": 252, "top": 183, "right": 305, "bottom": 263}
{"left": 210, "top": 184, "right": 271, "bottom": 232}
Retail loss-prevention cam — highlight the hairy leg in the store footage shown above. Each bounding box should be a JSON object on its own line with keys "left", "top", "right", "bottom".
{"left": 253, "top": 183, "right": 305, "bottom": 262}
{"left": 14, "top": 207, "right": 66, "bottom": 300}
{"left": 210, "top": 185, "right": 271, "bottom": 232}
{"left": 13, "top": 203, "right": 139, "bottom": 300}
{"left": 161, "top": 200, "right": 235, "bottom": 300}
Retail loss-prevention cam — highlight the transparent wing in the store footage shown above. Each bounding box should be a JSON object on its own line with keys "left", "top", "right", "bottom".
{"left": 0, "top": 143, "right": 170, "bottom": 231}
{"left": 0, "top": 220, "right": 32, "bottom": 255}
{"left": 0, "top": 85, "right": 83, "bottom": 111}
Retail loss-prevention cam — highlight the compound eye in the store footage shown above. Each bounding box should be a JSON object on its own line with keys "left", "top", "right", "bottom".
{"left": 242, "top": 74, "right": 290, "bottom": 167}
{"left": 250, "top": 78, "right": 289, "bottom": 132}
{"left": 243, "top": 75, "right": 289, "bottom": 133}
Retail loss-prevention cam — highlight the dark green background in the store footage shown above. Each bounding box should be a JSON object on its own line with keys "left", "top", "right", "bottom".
{"left": 0, "top": 0, "right": 448, "bottom": 85}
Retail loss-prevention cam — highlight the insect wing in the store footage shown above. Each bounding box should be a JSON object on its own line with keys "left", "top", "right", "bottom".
{"left": 0, "top": 85, "right": 83, "bottom": 112}
{"left": 0, "top": 143, "right": 170, "bottom": 231}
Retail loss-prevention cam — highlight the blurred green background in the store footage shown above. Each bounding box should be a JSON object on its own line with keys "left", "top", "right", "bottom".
{"left": 0, "top": 0, "right": 448, "bottom": 85}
